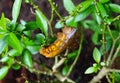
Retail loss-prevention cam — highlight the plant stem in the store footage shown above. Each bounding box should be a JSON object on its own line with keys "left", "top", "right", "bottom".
{"left": 66, "top": 27, "right": 84, "bottom": 77}
{"left": 106, "top": 34, "right": 120, "bottom": 66}
{"left": 110, "top": 41, "right": 120, "bottom": 67}
{"left": 48, "top": 0, "right": 63, "bottom": 20}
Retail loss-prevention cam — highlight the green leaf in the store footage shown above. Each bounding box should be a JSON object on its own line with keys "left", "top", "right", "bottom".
{"left": 93, "top": 47, "right": 101, "bottom": 63}
{"left": 99, "top": 0, "right": 110, "bottom": 3}
{"left": 63, "top": 0, "right": 75, "bottom": 13}
{"left": 109, "top": 3, "right": 120, "bottom": 14}
{"left": 23, "top": 31, "right": 31, "bottom": 37}
{"left": 8, "top": 49, "right": 20, "bottom": 57}
{"left": 92, "top": 32, "right": 100, "bottom": 45}
{"left": 115, "top": 73, "right": 120, "bottom": 83}
{"left": 66, "top": 17, "right": 78, "bottom": 27}
{"left": 97, "top": 2, "right": 108, "bottom": 18}
{"left": 0, "top": 13, "right": 6, "bottom": 30}
{"left": 12, "top": 0, "right": 22, "bottom": 23}
{"left": 0, "top": 66, "right": 9, "bottom": 80}
{"left": 16, "top": 24, "right": 26, "bottom": 31}
{"left": 12, "top": 64, "right": 21, "bottom": 70}
{"left": 68, "top": 50, "right": 78, "bottom": 59}
{"left": 78, "top": 0, "right": 93, "bottom": 13}
{"left": 62, "top": 66, "right": 70, "bottom": 76}
{"left": 26, "top": 46, "right": 40, "bottom": 55}
{"left": 34, "top": 33, "right": 45, "bottom": 45}
{"left": 8, "top": 32, "right": 23, "bottom": 54}
{"left": 25, "top": 21, "right": 38, "bottom": 30}
{"left": 0, "top": 35, "right": 8, "bottom": 54}
{"left": 36, "top": 10, "right": 48, "bottom": 37}
{"left": 75, "top": 6, "right": 93, "bottom": 22}
{"left": 22, "top": 50, "right": 33, "bottom": 68}
{"left": 55, "top": 21, "right": 64, "bottom": 29}
{"left": 85, "top": 67, "right": 95, "bottom": 74}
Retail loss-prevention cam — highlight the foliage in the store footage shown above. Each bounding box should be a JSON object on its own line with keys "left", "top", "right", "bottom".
{"left": 0, "top": 0, "right": 120, "bottom": 83}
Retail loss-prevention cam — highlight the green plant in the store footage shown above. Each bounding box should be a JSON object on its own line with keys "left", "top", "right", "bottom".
{"left": 0, "top": 0, "right": 120, "bottom": 83}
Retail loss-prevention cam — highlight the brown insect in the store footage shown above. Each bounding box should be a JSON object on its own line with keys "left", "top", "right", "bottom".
{"left": 39, "top": 26, "right": 77, "bottom": 58}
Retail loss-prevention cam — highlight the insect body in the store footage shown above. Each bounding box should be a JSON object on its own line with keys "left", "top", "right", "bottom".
{"left": 39, "top": 27, "right": 77, "bottom": 58}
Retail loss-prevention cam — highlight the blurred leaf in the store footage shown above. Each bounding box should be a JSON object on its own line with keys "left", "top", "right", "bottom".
{"left": 8, "top": 49, "right": 20, "bottom": 57}
{"left": 25, "top": 21, "right": 38, "bottom": 30}
{"left": 12, "top": 64, "right": 21, "bottom": 70}
{"left": 23, "top": 31, "right": 31, "bottom": 37}
{"left": 100, "top": 62, "right": 106, "bottom": 66}
{"left": 34, "top": 33, "right": 45, "bottom": 45}
{"left": 36, "top": 10, "right": 48, "bottom": 37}
{"left": 94, "top": 12, "right": 102, "bottom": 24}
{"left": 97, "top": 2, "right": 108, "bottom": 18}
{"left": 99, "top": 0, "right": 110, "bottom": 3}
{"left": 0, "top": 13, "right": 6, "bottom": 30}
{"left": 0, "top": 35, "right": 8, "bottom": 54}
{"left": 93, "top": 47, "right": 101, "bottom": 63}
{"left": 0, "top": 56, "right": 9, "bottom": 63}
{"left": 55, "top": 21, "right": 64, "bottom": 29}
{"left": 8, "top": 32, "right": 23, "bottom": 54}
{"left": 83, "top": 20, "right": 101, "bottom": 33}
{"left": 85, "top": 67, "right": 95, "bottom": 74}
{"left": 26, "top": 46, "right": 40, "bottom": 55}
{"left": 115, "top": 72, "right": 120, "bottom": 83}
{"left": 75, "top": 6, "right": 93, "bottom": 22}
{"left": 66, "top": 17, "right": 78, "bottom": 27}
{"left": 92, "top": 32, "right": 100, "bottom": 45}
{"left": 12, "top": 0, "right": 22, "bottom": 23}
{"left": 62, "top": 66, "right": 70, "bottom": 76}
{"left": 68, "top": 50, "right": 78, "bottom": 59}
{"left": 16, "top": 24, "right": 26, "bottom": 31}
{"left": 109, "top": 3, "right": 120, "bottom": 14}
{"left": 0, "top": 66, "right": 9, "bottom": 80}
{"left": 22, "top": 50, "right": 33, "bottom": 68}
{"left": 78, "top": 0, "right": 93, "bottom": 13}
{"left": 63, "top": 0, "right": 75, "bottom": 13}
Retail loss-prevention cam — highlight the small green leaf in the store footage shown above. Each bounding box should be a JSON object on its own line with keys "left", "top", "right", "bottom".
{"left": 34, "top": 33, "right": 45, "bottom": 45}
{"left": 0, "top": 35, "right": 8, "bottom": 54}
{"left": 26, "top": 46, "right": 40, "bottom": 55}
{"left": 8, "top": 32, "right": 23, "bottom": 54}
{"left": 0, "top": 66, "right": 9, "bottom": 80}
{"left": 75, "top": 6, "right": 93, "bottom": 22}
{"left": 92, "top": 32, "right": 100, "bottom": 45}
{"left": 62, "top": 66, "right": 70, "bottom": 76}
{"left": 85, "top": 67, "right": 95, "bottom": 74}
{"left": 23, "top": 31, "right": 31, "bottom": 37}
{"left": 78, "top": 0, "right": 93, "bottom": 13}
{"left": 16, "top": 24, "right": 26, "bottom": 31}
{"left": 109, "top": 3, "right": 120, "bottom": 14}
{"left": 68, "top": 50, "right": 78, "bottom": 59}
{"left": 97, "top": 2, "right": 108, "bottom": 18}
{"left": 0, "top": 56, "right": 9, "bottom": 63}
{"left": 66, "top": 17, "right": 78, "bottom": 27}
{"left": 25, "top": 21, "right": 38, "bottom": 30}
{"left": 12, "top": 0, "right": 22, "bottom": 23}
{"left": 93, "top": 47, "right": 101, "bottom": 63}
{"left": 63, "top": 0, "right": 75, "bottom": 13}
{"left": 36, "top": 10, "right": 48, "bottom": 37}
{"left": 100, "top": 62, "right": 106, "bottom": 66}
{"left": 12, "top": 64, "right": 21, "bottom": 70}
{"left": 55, "top": 21, "right": 64, "bottom": 29}
{"left": 0, "top": 13, "right": 6, "bottom": 30}
{"left": 8, "top": 49, "right": 20, "bottom": 57}
{"left": 99, "top": 0, "right": 110, "bottom": 3}
{"left": 22, "top": 50, "right": 33, "bottom": 68}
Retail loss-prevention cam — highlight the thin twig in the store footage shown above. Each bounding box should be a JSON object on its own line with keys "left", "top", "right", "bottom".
{"left": 66, "top": 27, "right": 84, "bottom": 77}
{"left": 106, "top": 34, "right": 120, "bottom": 66}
